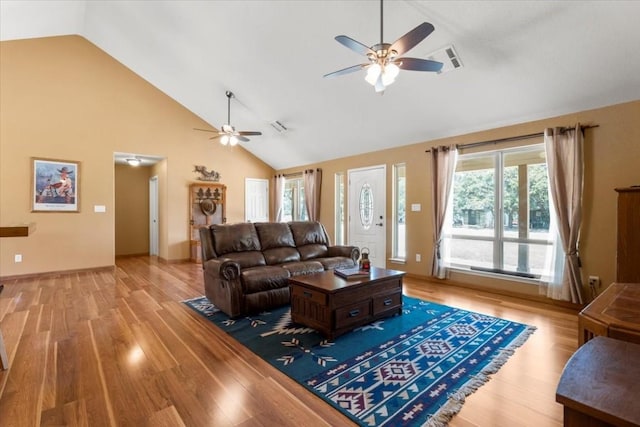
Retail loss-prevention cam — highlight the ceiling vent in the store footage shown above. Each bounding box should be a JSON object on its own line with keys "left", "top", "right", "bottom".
{"left": 270, "top": 120, "right": 288, "bottom": 133}
{"left": 426, "top": 45, "right": 463, "bottom": 74}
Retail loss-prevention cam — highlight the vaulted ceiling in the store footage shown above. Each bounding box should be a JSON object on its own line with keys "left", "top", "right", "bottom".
{"left": 2, "top": 1, "right": 640, "bottom": 169}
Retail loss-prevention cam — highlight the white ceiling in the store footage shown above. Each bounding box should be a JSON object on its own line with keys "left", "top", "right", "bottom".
{"left": 2, "top": 1, "right": 640, "bottom": 170}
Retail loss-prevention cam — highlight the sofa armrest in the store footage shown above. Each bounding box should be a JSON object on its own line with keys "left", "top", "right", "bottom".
{"left": 202, "top": 258, "right": 244, "bottom": 318}
{"left": 327, "top": 245, "right": 360, "bottom": 264}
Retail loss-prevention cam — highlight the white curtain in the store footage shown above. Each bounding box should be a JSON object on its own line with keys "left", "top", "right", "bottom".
{"left": 429, "top": 145, "right": 458, "bottom": 278}
{"left": 273, "top": 174, "right": 286, "bottom": 222}
{"left": 304, "top": 168, "right": 322, "bottom": 221}
{"left": 541, "top": 125, "right": 585, "bottom": 304}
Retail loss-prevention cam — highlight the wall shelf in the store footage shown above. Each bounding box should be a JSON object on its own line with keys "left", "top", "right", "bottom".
{"left": 0, "top": 223, "right": 36, "bottom": 238}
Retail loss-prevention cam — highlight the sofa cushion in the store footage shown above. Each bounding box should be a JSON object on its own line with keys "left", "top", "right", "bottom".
{"left": 297, "top": 243, "right": 329, "bottom": 260}
{"left": 224, "top": 251, "right": 266, "bottom": 269}
{"left": 289, "top": 221, "right": 329, "bottom": 246}
{"left": 241, "top": 266, "right": 291, "bottom": 294}
{"left": 316, "top": 256, "right": 356, "bottom": 270}
{"left": 213, "top": 223, "right": 261, "bottom": 255}
{"left": 255, "top": 222, "right": 296, "bottom": 249}
{"left": 262, "top": 247, "right": 301, "bottom": 265}
{"left": 281, "top": 260, "right": 325, "bottom": 276}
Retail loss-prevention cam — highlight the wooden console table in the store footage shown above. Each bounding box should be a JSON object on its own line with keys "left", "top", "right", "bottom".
{"left": 578, "top": 282, "right": 640, "bottom": 346}
{"left": 556, "top": 336, "right": 640, "bottom": 426}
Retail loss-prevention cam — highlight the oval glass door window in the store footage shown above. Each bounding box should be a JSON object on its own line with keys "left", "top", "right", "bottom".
{"left": 359, "top": 183, "right": 374, "bottom": 229}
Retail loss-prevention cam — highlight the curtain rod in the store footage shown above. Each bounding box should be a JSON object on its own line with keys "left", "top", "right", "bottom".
{"left": 425, "top": 124, "right": 598, "bottom": 153}
{"left": 274, "top": 172, "right": 302, "bottom": 178}
{"left": 275, "top": 168, "right": 321, "bottom": 178}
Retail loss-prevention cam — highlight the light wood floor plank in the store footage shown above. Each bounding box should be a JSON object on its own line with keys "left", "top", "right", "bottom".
{"left": 0, "top": 256, "right": 579, "bottom": 426}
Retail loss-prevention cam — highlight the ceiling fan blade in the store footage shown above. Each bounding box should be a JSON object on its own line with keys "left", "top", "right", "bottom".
{"left": 237, "top": 136, "right": 250, "bottom": 143}
{"left": 396, "top": 57, "right": 443, "bottom": 72}
{"left": 193, "top": 128, "right": 218, "bottom": 133}
{"left": 324, "top": 63, "right": 368, "bottom": 79}
{"left": 390, "top": 22, "right": 435, "bottom": 56}
{"left": 335, "top": 35, "right": 375, "bottom": 57}
{"left": 209, "top": 135, "right": 221, "bottom": 140}
{"left": 237, "top": 131, "right": 262, "bottom": 136}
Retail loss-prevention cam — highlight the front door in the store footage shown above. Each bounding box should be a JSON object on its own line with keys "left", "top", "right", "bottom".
{"left": 348, "top": 165, "right": 386, "bottom": 268}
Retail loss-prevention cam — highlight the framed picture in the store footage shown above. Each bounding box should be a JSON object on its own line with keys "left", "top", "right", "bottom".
{"left": 31, "top": 157, "right": 80, "bottom": 212}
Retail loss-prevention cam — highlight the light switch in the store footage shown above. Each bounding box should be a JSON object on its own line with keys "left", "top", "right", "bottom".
{"left": 411, "top": 203, "right": 421, "bottom": 212}
{"left": 94, "top": 205, "right": 106, "bottom": 213}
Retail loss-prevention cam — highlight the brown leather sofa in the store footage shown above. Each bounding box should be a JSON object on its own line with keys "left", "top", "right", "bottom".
{"left": 199, "top": 221, "right": 360, "bottom": 318}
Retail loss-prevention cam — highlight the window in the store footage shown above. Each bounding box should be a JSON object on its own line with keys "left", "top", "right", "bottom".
{"left": 335, "top": 173, "right": 345, "bottom": 245}
{"left": 283, "top": 177, "right": 308, "bottom": 222}
{"left": 444, "top": 144, "right": 555, "bottom": 280}
{"left": 392, "top": 164, "right": 406, "bottom": 259}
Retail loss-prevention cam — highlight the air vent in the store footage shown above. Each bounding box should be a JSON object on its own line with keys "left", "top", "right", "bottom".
{"left": 426, "top": 44, "right": 463, "bottom": 74}
{"left": 270, "top": 120, "right": 288, "bottom": 133}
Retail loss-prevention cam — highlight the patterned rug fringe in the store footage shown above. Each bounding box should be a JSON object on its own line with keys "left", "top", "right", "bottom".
{"left": 425, "top": 325, "right": 537, "bottom": 426}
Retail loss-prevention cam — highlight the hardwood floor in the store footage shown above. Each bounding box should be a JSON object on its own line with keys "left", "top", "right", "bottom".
{"left": 0, "top": 256, "right": 578, "bottom": 426}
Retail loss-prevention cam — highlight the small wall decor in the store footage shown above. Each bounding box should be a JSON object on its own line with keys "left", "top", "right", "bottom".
{"left": 31, "top": 157, "right": 80, "bottom": 212}
{"left": 197, "top": 187, "right": 221, "bottom": 216}
{"left": 193, "top": 165, "right": 221, "bottom": 182}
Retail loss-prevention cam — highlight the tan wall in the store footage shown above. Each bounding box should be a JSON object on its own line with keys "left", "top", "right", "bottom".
{"left": 114, "top": 164, "right": 151, "bottom": 256}
{"left": 0, "top": 35, "right": 274, "bottom": 277}
{"left": 278, "top": 100, "right": 640, "bottom": 298}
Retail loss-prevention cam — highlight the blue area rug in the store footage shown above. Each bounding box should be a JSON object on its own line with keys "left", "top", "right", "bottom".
{"left": 184, "top": 295, "right": 535, "bottom": 426}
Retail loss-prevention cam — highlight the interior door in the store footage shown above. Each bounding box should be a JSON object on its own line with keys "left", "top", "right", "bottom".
{"left": 348, "top": 165, "right": 386, "bottom": 268}
{"left": 149, "top": 176, "right": 159, "bottom": 256}
{"left": 245, "top": 178, "right": 269, "bottom": 222}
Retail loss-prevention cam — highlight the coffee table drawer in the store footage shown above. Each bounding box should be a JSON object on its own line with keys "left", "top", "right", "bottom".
{"left": 373, "top": 292, "right": 402, "bottom": 314}
{"left": 335, "top": 300, "right": 371, "bottom": 329}
{"left": 291, "top": 285, "right": 327, "bottom": 306}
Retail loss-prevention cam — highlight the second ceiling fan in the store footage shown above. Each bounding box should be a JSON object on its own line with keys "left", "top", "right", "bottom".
{"left": 194, "top": 91, "right": 262, "bottom": 146}
{"left": 324, "top": 0, "right": 443, "bottom": 93}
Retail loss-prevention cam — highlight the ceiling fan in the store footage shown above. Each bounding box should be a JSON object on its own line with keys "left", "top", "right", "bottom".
{"left": 194, "top": 91, "right": 262, "bottom": 145}
{"left": 324, "top": 0, "right": 443, "bottom": 93}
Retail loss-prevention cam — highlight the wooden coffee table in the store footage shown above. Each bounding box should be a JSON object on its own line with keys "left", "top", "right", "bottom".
{"left": 289, "top": 267, "right": 404, "bottom": 340}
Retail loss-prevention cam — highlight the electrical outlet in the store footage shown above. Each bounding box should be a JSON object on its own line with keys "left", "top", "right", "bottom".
{"left": 416, "top": 254, "right": 421, "bottom": 262}
{"left": 15, "top": 254, "right": 22, "bottom": 263}
{"left": 588, "top": 276, "right": 600, "bottom": 287}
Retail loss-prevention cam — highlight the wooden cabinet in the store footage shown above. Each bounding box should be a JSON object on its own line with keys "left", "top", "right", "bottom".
{"left": 556, "top": 336, "right": 640, "bottom": 426}
{"left": 189, "top": 182, "right": 226, "bottom": 262}
{"left": 615, "top": 187, "right": 640, "bottom": 282}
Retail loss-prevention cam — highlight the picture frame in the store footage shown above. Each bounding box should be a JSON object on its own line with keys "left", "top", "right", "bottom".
{"left": 31, "top": 157, "right": 80, "bottom": 212}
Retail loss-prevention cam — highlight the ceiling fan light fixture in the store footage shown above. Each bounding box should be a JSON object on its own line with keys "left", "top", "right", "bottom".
{"left": 229, "top": 135, "right": 239, "bottom": 146}
{"left": 365, "top": 63, "right": 382, "bottom": 85}
{"left": 381, "top": 63, "right": 400, "bottom": 86}
{"left": 220, "top": 134, "right": 230, "bottom": 145}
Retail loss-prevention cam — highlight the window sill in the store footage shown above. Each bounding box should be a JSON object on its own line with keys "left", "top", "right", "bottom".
{"left": 388, "top": 258, "right": 406, "bottom": 265}
{"left": 447, "top": 265, "right": 541, "bottom": 286}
